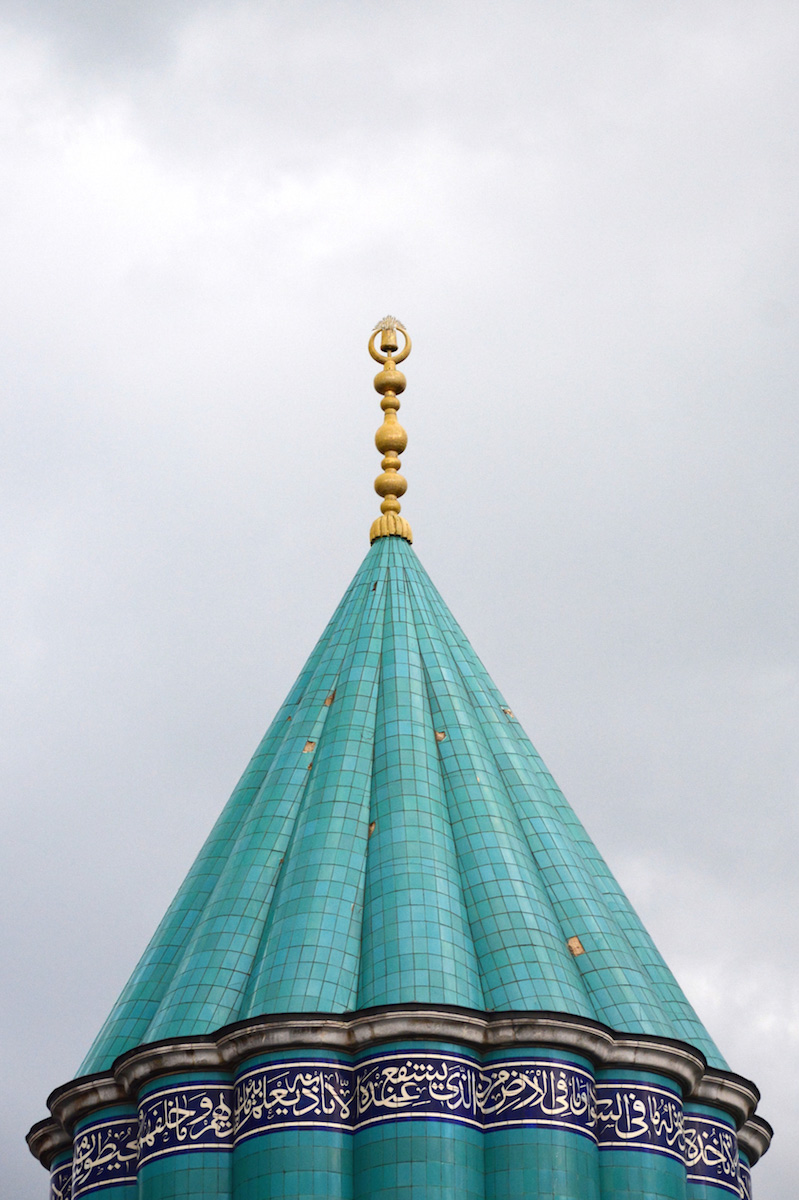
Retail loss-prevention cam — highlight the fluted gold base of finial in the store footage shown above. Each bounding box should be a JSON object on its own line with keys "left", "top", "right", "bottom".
{"left": 370, "top": 514, "right": 413, "bottom": 544}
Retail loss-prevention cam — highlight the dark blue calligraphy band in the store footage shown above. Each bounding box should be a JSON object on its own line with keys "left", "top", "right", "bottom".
{"left": 49, "top": 1161, "right": 72, "bottom": 1200}
{"left": 234, "top": 1053, "right": 596, "bottom": 1142}
{"left": 236, "top": 1061, "right": 353, "bottom": 1140}
{"left": 91, "top": 1051, "right": 746, "bottom": 1195}
{"left": 137, "top": 1082, "right": 234, "bottom": 1167}
{"left": 595, "top": 1081, "right": 685, "bottom": 1162}
{"left": 357, "top": 1052, "right": 596, "bottom": 1136}
{"left": 71, "top": 1117, "right": 138, "bottom": 1199}
{"left": 684, "top": 1114, "right": 741, "bottom": 1196}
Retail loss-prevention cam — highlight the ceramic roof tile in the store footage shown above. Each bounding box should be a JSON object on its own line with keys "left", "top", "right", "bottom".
{"left": 79, "top": 535, "right": 726, "bottom": 1075}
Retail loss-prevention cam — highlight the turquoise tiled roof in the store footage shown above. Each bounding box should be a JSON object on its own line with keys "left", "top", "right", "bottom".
{"left": 80, "top": 536, "right": 726, "bottom": 1074}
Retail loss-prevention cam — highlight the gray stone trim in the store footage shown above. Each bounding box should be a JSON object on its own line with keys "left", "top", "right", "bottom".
{"left": 27, "top": 1006, "right": 769, "bottom": 1168}
{"left": 25, "top": 1117, "right": 71, "bottom": 1170}
{"left": 601, "top": 1035, "right": 705, "bottom": 1092}
{"left": 693, "top": 1069, "right": 760, "bottom": 1128}
{"left": 48, "top": 1074, "right": 128, "bottom": 1134}
{"left": 737, "top": 1114, "right": 774, "bottom": 1166}
{"left": 115, "top": 1038, "right": 223, "bottom": 1094}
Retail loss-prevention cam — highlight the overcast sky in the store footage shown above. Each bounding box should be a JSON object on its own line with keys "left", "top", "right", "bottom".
{"left": 1, "top": 2, "right": 797, "bottom": 1197}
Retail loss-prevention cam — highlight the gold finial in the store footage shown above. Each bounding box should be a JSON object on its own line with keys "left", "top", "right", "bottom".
{"left": 369, "top": 316, "right": 413, "bottom": 544}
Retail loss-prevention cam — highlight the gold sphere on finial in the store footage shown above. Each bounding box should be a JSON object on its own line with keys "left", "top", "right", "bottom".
{"left": 369, "top": 317, "right": 413, "bottom": 544}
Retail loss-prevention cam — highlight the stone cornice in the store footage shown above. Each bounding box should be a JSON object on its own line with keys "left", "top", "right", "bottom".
{"left": 48, "top": 1073, "right": 128, "bottom": 1134}
{"left": 601, "top": 1033, "right": 706, "bottom": 1093}
{"left": 27, "top": 1005, "right": 768, "bottom": 1167}
{"left": 693, "top": 1068, "right": 760, "bottom": 1129}
{"left": 115, "top": 1037, "right": 223, "bottom": 1095}
{"left": 25, "top": 1117, "right": 72, "bottom": 1170}
{"left": 737, "top": 1114, "right": 774, "bottom": 1166}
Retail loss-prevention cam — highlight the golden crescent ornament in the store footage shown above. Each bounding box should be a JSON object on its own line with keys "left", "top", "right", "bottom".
{"left": 368, "top": 326, "right": 412, "bottom": 365}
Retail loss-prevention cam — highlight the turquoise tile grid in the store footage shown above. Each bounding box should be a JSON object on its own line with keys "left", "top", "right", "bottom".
{"left": 418, "top": 578, "right": 675, "bottom": 1032}
{"left": 234, "top": 1130, "right": 353, "bottom": 1200}
{"left": 138, "top": 1151, "right": 232, "bottom": 1200}
{"left": 484, "top": 1126, "right": 600, "bottom": 1200}
{"left": 353, "top": 1122, "right": 484, "bottom": 1200}
{"left": 407, "top": 547, "right": 724, "bottom": 1070}
{"left": 358, "top": 566, "right": 482, "bottom": 1008}
{"left": 597, "top": 1151, "right": 688, "bottom": 1200}
{"left": 243, "top": 552, "right": 388, "bottom": 1013}
{"left": 411, "top": 582, "right": 592, "bottom": 1014}
{"left": 79, "top": 561, "right": 370, "bottom": 1074}
{"left": 77, "top": 533, "right": 728, "bottom": 1084}
{"left": 143, "top": 572, "right": 372, "bottom": 1041}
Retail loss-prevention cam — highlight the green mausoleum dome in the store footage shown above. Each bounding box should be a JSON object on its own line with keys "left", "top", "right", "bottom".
{"left": 28, "top": 319, "right": 772, "bottom": 1200}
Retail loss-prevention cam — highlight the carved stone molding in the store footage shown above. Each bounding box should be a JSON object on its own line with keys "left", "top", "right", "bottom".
{"left": 737, "top": 1114, "right": 774, "bottom": 1166}
{"left": 48, "top": 1075, "right": 127, "bottom": 1135}
{"left": 693, "top": 1070, "right": 760, "bottom": 1129}
{"left": 115, "top": 1037, "right": 223, "bottom": 1094}
{"left": 25, "top": 1117, "right": 71, "bottom": 1169}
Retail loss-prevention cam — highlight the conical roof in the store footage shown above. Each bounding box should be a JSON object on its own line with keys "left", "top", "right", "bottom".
{"left": 80, "top": 533, "right": 726, "bottom": 1076}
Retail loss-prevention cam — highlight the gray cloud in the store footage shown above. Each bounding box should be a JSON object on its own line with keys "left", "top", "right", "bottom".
{"left": 1, "top": 3, "right": 796, "bottom": 1197}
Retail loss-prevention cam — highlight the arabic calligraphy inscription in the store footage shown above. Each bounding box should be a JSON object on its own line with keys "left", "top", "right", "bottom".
{"left": 62, "top": 1053, "right": 749, "bottom": 1199}
{"left": 137, "top": 1084, "right": 234, "bottom": 1167}
{"left": 684, "top": 1115, "right": 742, "bottom": 1196}
{"left": 234, "top": 1053, "right": 596, "bottom": 1142}
{"left": 50, "top": 1161, "right": 73, "bottom": 1200}
{"left": 596, "top": 1081, "right": 685, "bottom": 1162}
{"left": 71, "top": 1118, "right": 138, "bottom": 1199}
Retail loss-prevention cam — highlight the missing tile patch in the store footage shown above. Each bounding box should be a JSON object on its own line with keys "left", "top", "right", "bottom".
{"left": 303, "top": 740, "right": 316, "bottom": 752}
{"left": 566, "top": 935, "right": 586, "bottom": 956}
{"left": 435, "top": 731, "right": 446, "bottom": 743}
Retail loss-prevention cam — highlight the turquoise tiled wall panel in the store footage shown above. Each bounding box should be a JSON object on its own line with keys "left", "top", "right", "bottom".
{"left": 138, "top": 1152, "right": 232, "bottom": 1200}
{"left": 485, "top": 1126, "right": 600, "bottom": 1200}
{"left": 359, "top": 571, "right": 482, "bottom": 1008}
{"left": 353, "top": 1121, "right": 484, "bottom": 1200}
{"left": 244, "top": 560, "right": 387, "bottom": 1014}
{"left": 598, "top": 1149, "right": 687, "bottom": 1200}
{"left": 233, "top": 1130, "right": 353, "bottom": 1200}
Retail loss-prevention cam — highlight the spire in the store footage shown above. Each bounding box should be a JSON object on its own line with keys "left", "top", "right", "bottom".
{"left": 369, "top": 315, "right": 413, "bottom": 544}
{"left": 25, "top": 323, "right": 772, "bottom": 1200}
